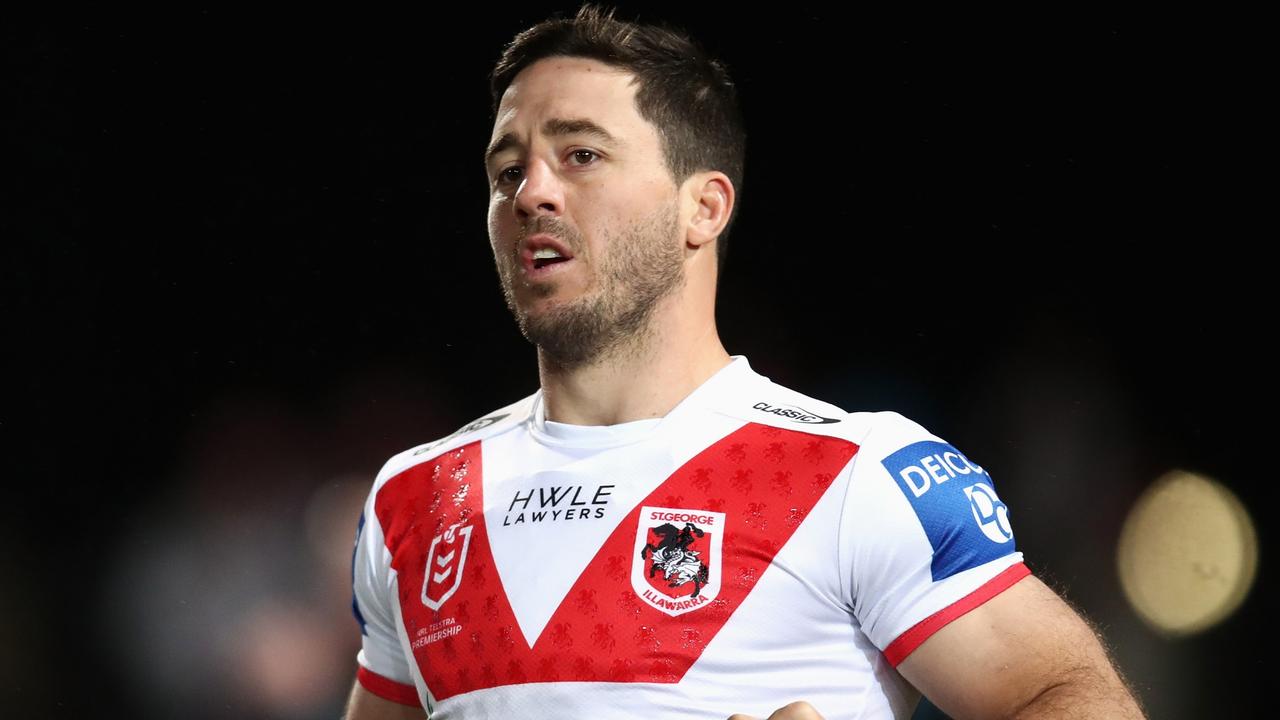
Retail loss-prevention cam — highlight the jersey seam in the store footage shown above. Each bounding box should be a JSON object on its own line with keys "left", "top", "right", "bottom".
{"left": 833, "top": 453, "right": 860, "bottom": 614}
{"left": 835, "top": 417, "right": 882, "bottom": 615}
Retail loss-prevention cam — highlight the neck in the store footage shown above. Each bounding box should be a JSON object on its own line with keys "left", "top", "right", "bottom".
{"left": 536, "top": 295, "right": 732, "bottom": 426}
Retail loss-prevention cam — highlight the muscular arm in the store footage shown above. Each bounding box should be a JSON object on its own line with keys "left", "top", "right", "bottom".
{"left": 897, "top": 574, "right": 1145, "bottom": 719}
{"left": 343, "top": 679, "right": 428, "bottom": 720}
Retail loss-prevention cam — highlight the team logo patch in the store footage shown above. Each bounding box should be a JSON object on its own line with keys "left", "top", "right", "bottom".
{"left": 632, "top": 506, "right": 724, "bottom": 616}
{"left": 881, "top": 440, "right": 1016, "bottom": 581}
{"left": 421, "top": 523, "right": 473, "bottom": 611}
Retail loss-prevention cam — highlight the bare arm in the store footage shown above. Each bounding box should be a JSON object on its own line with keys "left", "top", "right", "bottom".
{"left": 343, "top": 678, "right": 428, "bottom": 720}
{"left": 897, "top": 574, "right": 1145, "bottom": 719}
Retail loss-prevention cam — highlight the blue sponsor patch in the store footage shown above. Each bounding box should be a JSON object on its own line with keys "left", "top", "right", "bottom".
{"left": 881, "top": 440, "right": 1015, "bottom": 581}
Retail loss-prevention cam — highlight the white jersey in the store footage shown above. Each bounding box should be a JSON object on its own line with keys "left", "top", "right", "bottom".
{"left": 351, "top": 356, "right": 1028, "bottom": 719}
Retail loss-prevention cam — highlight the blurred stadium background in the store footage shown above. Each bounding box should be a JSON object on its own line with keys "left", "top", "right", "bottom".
{"left": 6, "top": 6, "right": 1264, "bottom": 718}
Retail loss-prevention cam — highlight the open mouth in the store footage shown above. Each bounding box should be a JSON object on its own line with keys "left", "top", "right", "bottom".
{"left": 521, "top": 235, "right": 576, "bottom": 276}
{"left": 533, "top": 256, "right": 572, "bottom": 270}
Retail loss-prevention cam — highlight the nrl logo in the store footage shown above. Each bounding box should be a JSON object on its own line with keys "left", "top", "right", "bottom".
{"left": 421, "top": 523, "right": 473, "bottom": 611}
{"left": 631, "top": 506, "right": 724, "bottom": 616}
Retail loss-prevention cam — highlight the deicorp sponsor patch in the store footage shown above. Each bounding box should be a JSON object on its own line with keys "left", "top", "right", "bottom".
{"left": 881, "top": 440, "right": 1015, "bottom": 581}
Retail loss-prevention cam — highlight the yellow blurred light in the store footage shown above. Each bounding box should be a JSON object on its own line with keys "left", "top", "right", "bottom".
{"left": 1117, "top": 469, "right": 1258, "bottom": 636}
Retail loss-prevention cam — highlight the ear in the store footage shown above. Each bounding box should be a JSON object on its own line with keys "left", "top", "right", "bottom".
{"left": 682, "top": 171, "right": 734, "bottom": 249}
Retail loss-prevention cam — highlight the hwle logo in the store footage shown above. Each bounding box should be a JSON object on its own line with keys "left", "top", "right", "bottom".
{"left": 502, "top": 484, "right": 615, "bottom": 526}
{"left": 881, "top": 439, "right": 1016, "bottom": 581}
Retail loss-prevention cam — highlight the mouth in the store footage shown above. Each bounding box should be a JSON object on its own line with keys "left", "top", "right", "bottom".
{"left": 521, "top": 253, "right": 574, "bottom": 278}
{"left": 519, "top": 234, "right": 577, "bottom": 278}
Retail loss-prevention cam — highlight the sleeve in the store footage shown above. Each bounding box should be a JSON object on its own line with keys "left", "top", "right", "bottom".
{"left": 839, "top": 411, "right": 1030, "bottom": 667}
{"left": 351, "top": 481, "right": 422, "bottom": 707}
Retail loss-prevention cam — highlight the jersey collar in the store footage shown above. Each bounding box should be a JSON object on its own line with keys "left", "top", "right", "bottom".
{"left": 526, "top": 355, "right": 759, "bottom": 448}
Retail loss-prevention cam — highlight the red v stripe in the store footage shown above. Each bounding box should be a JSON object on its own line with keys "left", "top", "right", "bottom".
{"left": 376, "top": 423, "right": 858, "bottom": 700}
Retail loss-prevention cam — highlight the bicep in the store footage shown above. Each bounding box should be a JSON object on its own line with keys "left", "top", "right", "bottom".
{"left": 896, "top": 573, "right": 1128, "bottom": 719}
{"left": 344, "top": 678, "right": 428, "bottom": 720}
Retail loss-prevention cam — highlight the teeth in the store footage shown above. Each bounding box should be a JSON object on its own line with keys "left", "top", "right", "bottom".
{"left": 532, "top": 248, "right": 563, "bottom": 260}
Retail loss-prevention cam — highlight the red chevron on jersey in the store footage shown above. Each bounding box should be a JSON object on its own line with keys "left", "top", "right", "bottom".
{"left": 373, "top": 422, "right": 859, "bottom": 701}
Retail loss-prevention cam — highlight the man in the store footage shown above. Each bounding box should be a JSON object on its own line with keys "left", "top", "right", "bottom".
{"left": 345, "top": 5, "right": 1145, "bottom": 719}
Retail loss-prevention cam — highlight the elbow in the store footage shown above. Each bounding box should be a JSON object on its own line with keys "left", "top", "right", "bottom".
{"left": 1008, "top": 668, "right": 1146, "bottom": 720}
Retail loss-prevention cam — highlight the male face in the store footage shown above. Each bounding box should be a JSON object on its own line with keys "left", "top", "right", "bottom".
{"left": 484, "top": 56, "right": 686, "bottom": 368}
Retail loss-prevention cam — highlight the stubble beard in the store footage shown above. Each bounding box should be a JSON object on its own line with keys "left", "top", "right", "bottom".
{"left": 496, "top": 199, "right": 685, "bottom": 371}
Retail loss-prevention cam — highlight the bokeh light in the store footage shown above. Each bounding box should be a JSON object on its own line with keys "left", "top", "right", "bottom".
{"left": 1117, "top": 469, "right": 1258, "bottom": 636}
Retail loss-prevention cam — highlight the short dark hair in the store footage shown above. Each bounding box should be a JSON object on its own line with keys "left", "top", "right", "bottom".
{"left": 489, "top": 4, "right": 747, "bottom": 277}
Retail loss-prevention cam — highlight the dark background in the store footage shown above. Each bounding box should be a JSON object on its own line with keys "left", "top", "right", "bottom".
{"left": 6, "top": 6, "right": 1266, "bottom": 718}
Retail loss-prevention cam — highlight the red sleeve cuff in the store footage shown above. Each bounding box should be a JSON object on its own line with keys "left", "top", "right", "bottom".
{"left": 357, "top": 665, "right": 421, "bottom": 707}
{"left": 883, "top": 561, "right": 1031, "bottom": 667}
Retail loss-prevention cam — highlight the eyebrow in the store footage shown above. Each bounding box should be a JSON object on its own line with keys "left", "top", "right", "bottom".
{"left": 484, "top": 117, "right": 625, "bottom": 168}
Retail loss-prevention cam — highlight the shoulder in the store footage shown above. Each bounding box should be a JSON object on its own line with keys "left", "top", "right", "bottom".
{"left": 370, "top": 391, "right": 537, "bottom": 492}
{"left": 847, "top": 409, "right": 991, "bottom": 500}
{"left": 849, "top": 410, "right": 949, "bottom": 460}
{"left": 706, "top": 364, "right": 870, "bottom": 444}
{"left": 716, "top": 371, "right": 943, "bottom": 458}
{"left": 842, "top": 410, "right": 1016, "bottom": 583}
{"left": 708, "top": 360, "right": 972, "bottom": 480}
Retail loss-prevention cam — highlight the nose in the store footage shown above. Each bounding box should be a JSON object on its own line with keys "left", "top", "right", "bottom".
{"left": 513, "top": 157, "right": 563, "bottom": 220}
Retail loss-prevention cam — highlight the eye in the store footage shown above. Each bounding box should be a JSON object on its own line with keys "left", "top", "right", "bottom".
{"left": 569, "top": 149, "right": 599, "bottom": 166}
{"left": 494, "top": 150, "right": 600, "bottom": 186}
